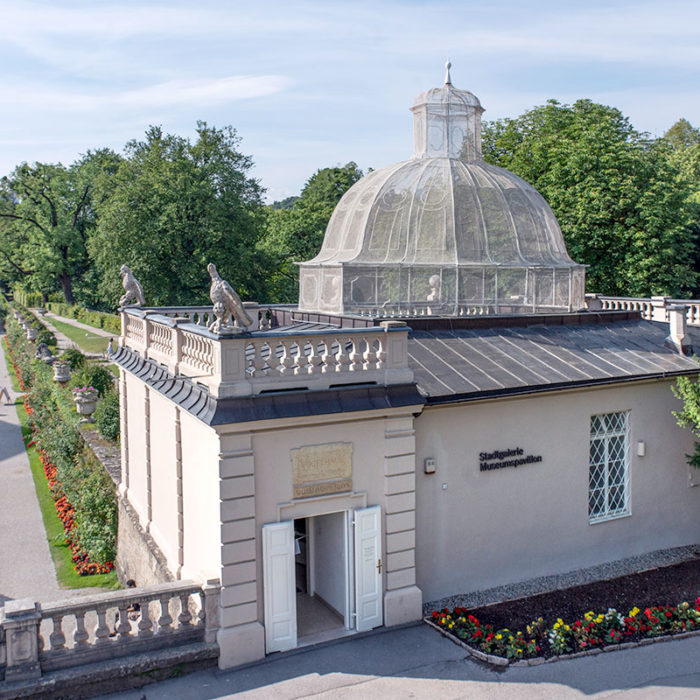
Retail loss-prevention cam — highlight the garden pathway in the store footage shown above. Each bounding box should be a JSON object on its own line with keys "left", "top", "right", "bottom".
{"left": 42, "top": 311, "right": 113, "bottom": 338}
{"left": 0, "top": 327, "right": 61, "bottom": 604}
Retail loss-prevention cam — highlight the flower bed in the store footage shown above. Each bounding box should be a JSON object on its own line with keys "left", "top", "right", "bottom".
{"left": 428, "top": 598, "right": 700, "bottom": 663}
{"left": 36, "top": 443, "right": 114, "bottom": 576}
{"left": 4, "top": 316, "right": 117, "bottom": 576}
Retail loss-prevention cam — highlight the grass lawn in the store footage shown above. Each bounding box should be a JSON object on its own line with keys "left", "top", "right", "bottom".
{"left": 49, "top": 317, "right": 111, "bottom": 354}
{"left": 2, "top": 338, "right": 119, "bottom": 590}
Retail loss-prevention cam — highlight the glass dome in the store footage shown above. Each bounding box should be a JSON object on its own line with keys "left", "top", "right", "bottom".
{"left": 298, "top": 64, "right": 585, "bottom": 316}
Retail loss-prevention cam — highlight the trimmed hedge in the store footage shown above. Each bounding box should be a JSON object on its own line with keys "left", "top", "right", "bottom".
{"left": 46, "top": 302, "right": 121, "bottom": 335}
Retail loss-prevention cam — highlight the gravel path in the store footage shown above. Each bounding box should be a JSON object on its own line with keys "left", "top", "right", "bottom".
{"left": 0, "top": 328, "right": 61, "bottom": 603}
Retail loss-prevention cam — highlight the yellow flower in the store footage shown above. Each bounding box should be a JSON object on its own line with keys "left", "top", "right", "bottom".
{"left": 495, "top": 634, "right": 502, "bottom": 640}
{"left": 629, "top": 607, "right": 640, "bottom": 618}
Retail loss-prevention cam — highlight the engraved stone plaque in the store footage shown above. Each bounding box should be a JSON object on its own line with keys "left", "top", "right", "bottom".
{"left": 291, "top": 442, "right": 352, "bottom": 499}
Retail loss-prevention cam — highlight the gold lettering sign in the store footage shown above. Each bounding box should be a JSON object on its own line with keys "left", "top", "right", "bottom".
{"left": 291, "top": 442, "right": 352, "bottom": 499}
{"left": 293, "top": 480, "right": 353, "bottom": 499}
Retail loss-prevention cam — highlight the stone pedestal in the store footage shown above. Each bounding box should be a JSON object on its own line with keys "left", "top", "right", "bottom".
{"left": 2, "top": 598, "right": 41, "bottom": 681}
{"left": 217, "top": 621, "right": 265, "bottom": 669}
{"left": 384, "top": 585, "right": 423, "bottom": 627}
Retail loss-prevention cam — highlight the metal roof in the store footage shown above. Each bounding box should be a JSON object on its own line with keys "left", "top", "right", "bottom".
{"left": 408, "top": 320, "right": 700, "bottom": 403}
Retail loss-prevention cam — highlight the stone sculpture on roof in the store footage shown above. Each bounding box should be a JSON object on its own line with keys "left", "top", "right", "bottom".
{"left": 207, "top": 262, "right": 253, "bottom": 334}
{"left": 119, "top": 265, "right": 146, "bottom": 307}
{"left": 297, "top": 62, "right": 585, "bottom": 317}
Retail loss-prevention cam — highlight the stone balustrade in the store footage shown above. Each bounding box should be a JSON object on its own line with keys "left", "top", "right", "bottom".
{"left": 587, "top": 294, "right": 700, "bottom": 326}
{"left": 121, "top": 308, "right": 413, "bottom": 398}
{"left": 0, "top": 580, "right": 220, "bottom": 682}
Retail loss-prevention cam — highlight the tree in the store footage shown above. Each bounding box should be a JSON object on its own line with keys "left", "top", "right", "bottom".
{"left": 89, "top": 123, "right": 266, "bottom": 308}
{"left": 260, "top": 162, "right": 363, "bottom": 302}
{"left": 664, "top": 118, "right": 700, "bottom": 150}
{"left": 672, "top": 375, "right": 700, "bottom": 470}
{"left": 482, "top": 100, "right": 697, "bottom": 297}
{"left": 0, "top": 150, "right": 121, "bottom": 303}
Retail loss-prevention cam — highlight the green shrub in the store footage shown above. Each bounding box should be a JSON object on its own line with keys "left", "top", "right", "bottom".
{"left": 101, "top": 316, "right": 122, "bottom": 334}
{"left": 47, "top": 302, "right": 121, "bottom": 333}
{"left": 61, "top": 347, "right": 86, "bottom": 370}
{"left": 70, "top": 364, "right": 115, "bottom": 397}
{"left": 36, "top": 327, "right": 58, "bottom": 347}
{"left": 94, "top": 390, "right": 120, "bottom": 442}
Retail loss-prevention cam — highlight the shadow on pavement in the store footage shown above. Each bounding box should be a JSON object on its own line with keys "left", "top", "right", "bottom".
{"left": 104, "top": 624, "right": 700, "bottom": 699}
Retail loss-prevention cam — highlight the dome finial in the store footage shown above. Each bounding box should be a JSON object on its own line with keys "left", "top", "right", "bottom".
{"left": 444, "top": 58, "right": 452, "bottom": 85}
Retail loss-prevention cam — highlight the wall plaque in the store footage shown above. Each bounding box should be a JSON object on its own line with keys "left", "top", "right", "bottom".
{"left": 291, "top": 442, "right": 352, "bottom": 498}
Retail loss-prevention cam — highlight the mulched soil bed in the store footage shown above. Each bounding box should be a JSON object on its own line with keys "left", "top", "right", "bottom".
{"left": 467, "top": 558, "right": 700, "bottom": 631}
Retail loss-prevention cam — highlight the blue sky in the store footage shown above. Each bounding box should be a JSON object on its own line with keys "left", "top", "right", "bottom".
{"left": 1, "top": 0, "right": 699, "bottom": 202}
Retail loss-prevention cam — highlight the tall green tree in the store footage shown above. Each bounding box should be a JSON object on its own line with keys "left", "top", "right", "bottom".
{"left": 90, "top": 123, "right": 266, "bottom": 308}
{"left": 0, "top": 149, "right": 121, "bottom": 303}
{"left": 260, "top": 162, "right": 363, "bottom": 302}
{"left": 664, "top": 118, "right": 700, "bottom": 150}
{"left": 482, "top": 100, "right": 697, "bottom": 297}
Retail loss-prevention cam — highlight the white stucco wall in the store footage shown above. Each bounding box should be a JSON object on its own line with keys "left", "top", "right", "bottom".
{"left": 149, "top": 391, "right": 179, "bottom": 572}
{"left": 124, "top": 373, "right": 148, "bottom": 526}
{"left": 180, "top": 410, "right": 221, "bottom": 580}
{"left": 414, "top": 380, "right": 700, "bottom": 603}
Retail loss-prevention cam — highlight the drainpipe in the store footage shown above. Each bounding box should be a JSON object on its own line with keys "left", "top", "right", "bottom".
{"left": 665, "top": 304, "right": 692, "bottom": 356}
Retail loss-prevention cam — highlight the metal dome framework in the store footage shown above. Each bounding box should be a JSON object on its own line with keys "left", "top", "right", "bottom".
{"left": 298, "top": 66, "right": 585, "bottom": 317}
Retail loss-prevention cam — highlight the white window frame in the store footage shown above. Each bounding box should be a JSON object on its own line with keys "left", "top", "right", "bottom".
{"left": 589, "top": 411, "right": 630, "bottom": 524}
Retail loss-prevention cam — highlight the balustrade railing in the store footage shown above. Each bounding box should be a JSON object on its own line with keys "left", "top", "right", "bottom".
{"left": 0, "top": 580, "right": 220, "bottom": 681}
{"left": 120, "top": 308, "right": 412, "bottom": 397}
{"left": 588, "top": 294, "right": 700, "bottom": 326}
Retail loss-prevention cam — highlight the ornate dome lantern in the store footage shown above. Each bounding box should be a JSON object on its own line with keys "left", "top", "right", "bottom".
{"left": 298, "top": 64, "right": 585, "bottom": 316}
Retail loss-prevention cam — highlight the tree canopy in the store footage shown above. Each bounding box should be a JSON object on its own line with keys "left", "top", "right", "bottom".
{"left": 1, "top": 104, "right": 699, "bottom": 309}
{"left": 0, "top": 150, "right": 121, "bottom": 304}
{"left": 89, "top": 123, "right": 266, "bottom": 307}
{"left": 482, "top": 100, "right": 698, "bottom": 297}
{"left": 259, "top": 162, "right": 363, "bottom": 302}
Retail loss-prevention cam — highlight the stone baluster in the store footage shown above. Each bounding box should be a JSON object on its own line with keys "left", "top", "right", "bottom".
{"left": 178, "top": 593, "right": 192, "bottom": 627}
{"left": 348, "top": 338, "right": 362, "bottom": 371}
{"left": 157, "top": 596, "right": 173, "bottom": 633}
{"left": 294, "top": 343, "right": 309, "bottom": 376}
{"left": 375, "top": 337, "right": 386, "bottom": 370}
{"left": 335, "top": 338, "right": 349, "bottom": 373}
{"left": 49, "top": 614, "right": 66, "bottom": 652}
{"left": 116, "top": 605, "right": 132, "bottom": 638}
{"left": 320, "top": 338, "right": 335, "bottom": 373}
{"left": 73, "top": 611, "right": 90, "bottom": 649}
{"left": 363, "top": 336, "right": 377, "bottom": 370}
{"left": 280, "top": 340, "right": 295, "bottom": 375}
{"left": 306, "top": 341, "right": 322, "bottom": 375}
{"left": 260, "top": 342, "right": 272, "bottom": 375}
{"left": 250, "top": 341, "right": 265, "bottom": 376}
{"left": 137, "top": 601, "right": 153, "bottom": 638}
{"left": 94, "top": 608, "right": 111, "bottom": 645}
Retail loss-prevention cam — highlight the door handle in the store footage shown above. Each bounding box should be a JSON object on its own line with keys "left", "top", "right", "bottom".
{"left": 377, "top": 558, "right": 382, "bottom": 574}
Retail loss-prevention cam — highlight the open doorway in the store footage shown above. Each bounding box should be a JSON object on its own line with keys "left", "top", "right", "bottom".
{"left": 262, "top": 505, "right": 383, "bottom": 654}
{"left": 294, "top": 512, "right": 350, "bottom": 644}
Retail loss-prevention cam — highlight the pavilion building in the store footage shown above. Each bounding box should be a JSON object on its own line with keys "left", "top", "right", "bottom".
{"left": 113, "top": 66, "right": 700, "bottom": 668}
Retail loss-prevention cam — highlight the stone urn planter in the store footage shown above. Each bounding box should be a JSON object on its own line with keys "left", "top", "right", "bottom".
{"left": 26, "top": 327, "right": 38, "bottom": 341}
{"left": 53, "top": 361, "right": 71, "bottom": 383}
{"left": 72, "top": 387, "right": 99, "bottom": 423}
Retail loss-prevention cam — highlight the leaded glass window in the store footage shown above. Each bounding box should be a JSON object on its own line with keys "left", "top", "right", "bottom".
{"left": 589, "top": 411, "right": 630, "bottom": 523}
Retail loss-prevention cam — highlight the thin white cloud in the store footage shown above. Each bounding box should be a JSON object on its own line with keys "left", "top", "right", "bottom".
{"left": 4, "top": 75, "right": 292, "bottom": 112}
